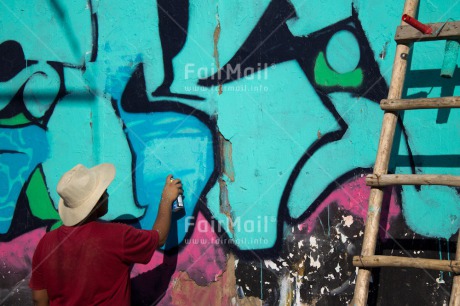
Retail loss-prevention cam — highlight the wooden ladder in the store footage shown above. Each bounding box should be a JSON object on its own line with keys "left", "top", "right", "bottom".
{"left": 351, "top": 0, "right": 460, "bottom": 305}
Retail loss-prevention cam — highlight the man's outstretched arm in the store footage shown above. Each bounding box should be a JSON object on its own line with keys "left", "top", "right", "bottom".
{"left": 152, "top": 175, "right": 182, "bottom": 246}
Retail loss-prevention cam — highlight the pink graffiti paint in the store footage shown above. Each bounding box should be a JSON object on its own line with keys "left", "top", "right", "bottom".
{"left": 131, "top": 212, "right": 226, "bottom": 285}
{"left": 299, "top": 176, "right": 401, "bottom": 238}
{"left": 0, "top": 228, "right": 45, "bottom": 271}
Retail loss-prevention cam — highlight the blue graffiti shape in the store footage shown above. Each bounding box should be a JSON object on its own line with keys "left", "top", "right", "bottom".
{"left": 0, "top": 40, "right": 65, "bottom": 238}
{"left": 0, "top": 125, "right": 49, "bottom": 234}
{"left": 118, "top": 63, "right": 218, "bottom": 250}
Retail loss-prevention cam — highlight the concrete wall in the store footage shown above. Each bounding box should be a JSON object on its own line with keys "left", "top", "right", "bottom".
{"left": 1, "top": 0, "right": 460, "bottom": 304}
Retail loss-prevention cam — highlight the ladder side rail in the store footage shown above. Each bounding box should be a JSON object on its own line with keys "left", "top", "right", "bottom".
{"left": 351, "top": 1, "right": 419, "bottom": 305}
{"left": 450, "top": 231, "right": 460, "bottom": 305}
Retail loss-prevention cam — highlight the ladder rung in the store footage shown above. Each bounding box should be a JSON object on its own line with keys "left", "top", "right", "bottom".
{"left": 366, "top": 174, "right": 460, "bottom": 187}
{"left": 381, "top": 96, "right": 460, "bottom": 110}
{"left": 395, "top": 21, "right": 460, "bottom": 44}
{"left": 353, "top": 255, "right": 460, "bottom": 273}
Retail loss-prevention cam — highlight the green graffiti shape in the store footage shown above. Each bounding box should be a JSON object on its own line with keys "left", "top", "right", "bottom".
{"left": 0, "top": 113, "right": 31, "bottom": 126}
{"left": 314, "top": 52, "right": 363, "bottom": 87}
{"left": 26, "top": 167, "right": 62, "bottom": 230}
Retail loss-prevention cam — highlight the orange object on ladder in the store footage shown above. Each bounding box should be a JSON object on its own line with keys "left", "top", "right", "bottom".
{"left": 351, "top": 0, "right": 460, "bottom": 305}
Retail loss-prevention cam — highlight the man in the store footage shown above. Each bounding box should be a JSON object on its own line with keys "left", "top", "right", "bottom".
{"left": 29, "top": 163, "right": 182, "bottom": 305}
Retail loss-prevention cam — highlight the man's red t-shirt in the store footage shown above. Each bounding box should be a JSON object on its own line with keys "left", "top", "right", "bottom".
{"left": 29, "top": 221, "right": 159, "bottom": 305}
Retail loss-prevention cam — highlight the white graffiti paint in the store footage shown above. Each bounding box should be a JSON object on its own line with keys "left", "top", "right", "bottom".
{"left": 342, "top": 215, "right": 354, "bottom": 227}
{"left": 335, "top": 263, "right": 341, "bottom": 273}
{"left": 264, "top": 260, "right": 280, "bottom": 271}
{"left": 309, "top": 253, "right": 321, "bottom": 269}
{"left": 309, "top": 236, "right": 318, "bottom": 248}
{"left": 298, "top": 240, "right": 304, "bottom": 248}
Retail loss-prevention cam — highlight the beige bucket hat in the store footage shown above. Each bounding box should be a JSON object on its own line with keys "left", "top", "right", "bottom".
{"left": 57, "top": 163, "right": 115, "bottom": 226}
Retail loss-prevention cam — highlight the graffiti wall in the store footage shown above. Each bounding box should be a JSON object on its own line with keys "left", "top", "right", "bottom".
{"left": 1, "top": 0, "right": 460, "bottom": 304}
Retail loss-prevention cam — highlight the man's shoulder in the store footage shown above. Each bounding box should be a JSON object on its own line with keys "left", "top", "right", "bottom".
{"left": 34, "top": 227, "right": 63, "bottom": 252}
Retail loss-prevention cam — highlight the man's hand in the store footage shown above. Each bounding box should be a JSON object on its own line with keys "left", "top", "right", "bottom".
{"left": 161, "top": 174, "right": 183, "bottom": 204}
{"left": 153, "top": 175, "right": 183, "bottom": 246}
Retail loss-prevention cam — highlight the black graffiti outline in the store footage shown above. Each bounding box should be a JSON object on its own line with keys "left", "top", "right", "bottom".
{"left": 196, "top": 1, "right": 415, "bottom": 260}
{"left": 114, "top": 1, "right": 419, "bottom": 262}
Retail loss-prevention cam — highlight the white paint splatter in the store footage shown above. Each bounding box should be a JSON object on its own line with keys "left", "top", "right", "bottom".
{"left": 310, "top": 236, "right": 318, "bottom": 248}
{"left": 342, "top": 215, "right": 354, "bottom": 227}
{"left": 309, "top": 254, "right": 321, "bottom": 269}
{"left": 298, "top": 240, "right": 304, "bottom": 249}
{"left": 279, "top": 276, "right": 292, "bottom": 305}
{"left": 264, "top": 260, "right": 280, "bottom": 271}
{"left": 335, "top": 263, "right": 341, "bottom": 273}
{"left": 295, "top": 274, "right": 302, "bottom": 305}
{"left": 436, "top": 277, "right": 445, "bottom": 284}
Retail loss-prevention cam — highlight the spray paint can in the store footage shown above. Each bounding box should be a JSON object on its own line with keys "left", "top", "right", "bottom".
{"left": 170, "top": 178, "right": 184, "bottom": 212}
{"left": 172, "top": 194, "right": 184, "bottom": 212}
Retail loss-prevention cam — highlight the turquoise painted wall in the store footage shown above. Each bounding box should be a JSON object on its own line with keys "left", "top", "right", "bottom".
{"left": 1, "top": 0, "right": 460, "bottom": 304}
